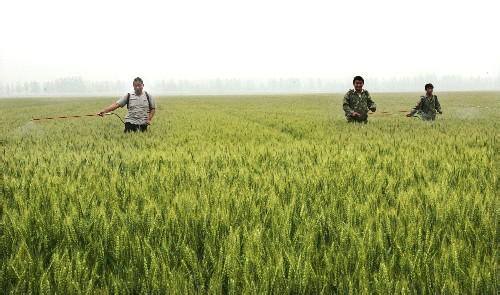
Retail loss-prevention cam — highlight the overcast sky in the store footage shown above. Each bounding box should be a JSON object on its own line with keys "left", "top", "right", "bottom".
{"left": 1, "top": 0, "right": 499, "bottom": 83}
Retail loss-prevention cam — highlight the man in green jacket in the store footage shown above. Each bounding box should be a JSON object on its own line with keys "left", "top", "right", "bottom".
{"left": 406, "top": 83, "right": 442, "bottom": 120}
{"left": 343, "top": 76, "right": 377, "bottom": 123}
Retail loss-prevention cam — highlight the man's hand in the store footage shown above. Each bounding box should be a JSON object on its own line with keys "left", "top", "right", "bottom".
{"left": 438, "top": 110, "right": 442, "bottom": 114}
{"left": 146, "top": 119, "right": 151, "bottom": 125}
{"left": 351, "top": 111, "right": 360, "bottom": 117}
{"left": 97, "top": 103, "right": 120, "bottom": 117}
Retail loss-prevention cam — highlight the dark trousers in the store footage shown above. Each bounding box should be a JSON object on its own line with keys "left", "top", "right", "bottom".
{"left": 124, "top": 122, "right": 148, "bottom": 133}
{"left": 346, "top": 115, "right": 368, "bottom": 124}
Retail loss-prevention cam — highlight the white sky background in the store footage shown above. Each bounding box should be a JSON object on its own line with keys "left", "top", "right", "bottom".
{"left": 0, "top": 0, "right": 499, "bottom": 83}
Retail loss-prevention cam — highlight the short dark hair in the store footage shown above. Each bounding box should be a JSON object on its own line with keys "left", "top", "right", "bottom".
{"left": 353, "top": 76, "right": 364, "bottom": 84}
{"left": 133, "top": 77, "right": 144, "bottom": 84}
{"left": 425, "top": 83, "right": 434, "bottom": 90}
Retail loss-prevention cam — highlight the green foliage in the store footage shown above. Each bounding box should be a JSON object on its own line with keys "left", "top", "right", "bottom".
{"left": 0, "top": 92, "right": 497, "bottom": 293}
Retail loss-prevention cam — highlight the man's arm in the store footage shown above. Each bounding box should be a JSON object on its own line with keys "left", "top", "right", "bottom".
{"left": 367, "top": 92, "right": 376, "bottom": 112}
{"left": 147, "top": 108, "right": 155, "bottom": 125}
{"left": 407, "top": 97, "right": 423, "bottom": 117}
{"left": 343, "top": 92, "right": 357, "bottom": 116}
{"left": 98, "top": 95, "right": 127, "bottom": 116}
{"left": 435, "top": 96, "right": 442, "bottom": 114}
{"left": 146, "top": 94, "right": 156, "bottom": 125}
{"left": 98, "top": 102, "right": 121, "bottom": 116}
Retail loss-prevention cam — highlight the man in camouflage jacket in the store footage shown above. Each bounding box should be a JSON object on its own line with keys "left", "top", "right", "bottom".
{"left": 343, "top": 76, "right": 377, "bottom": 123}
{"left": 406, "top": 83, "right": 442, "bottom": 120}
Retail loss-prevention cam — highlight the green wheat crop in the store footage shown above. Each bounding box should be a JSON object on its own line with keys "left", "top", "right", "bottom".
{"left": 0, "top": 92, "right": 498, "bottom": 293}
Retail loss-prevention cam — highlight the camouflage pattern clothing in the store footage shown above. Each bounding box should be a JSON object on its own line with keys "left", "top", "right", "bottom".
{"left": 343, "top": 89, "right": 377, "bottom": 122}
{"left": 409, "top": 95, "right": 442, "bottom": 120}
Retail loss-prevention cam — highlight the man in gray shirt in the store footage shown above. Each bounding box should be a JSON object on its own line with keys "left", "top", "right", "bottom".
{"left": 98, "top": 77, "right": 156, "bottom": 132}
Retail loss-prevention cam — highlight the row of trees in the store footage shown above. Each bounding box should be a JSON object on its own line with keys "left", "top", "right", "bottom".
{"left": 0, "top": 78, "right": 129, "bottom": 96}
{"left": 1, "top": 76, "right": 499, "bottom": 96}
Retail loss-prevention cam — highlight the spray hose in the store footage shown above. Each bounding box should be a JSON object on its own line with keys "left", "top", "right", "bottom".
{"left": 32, "top": 112, "right": 125, "bottom": 124}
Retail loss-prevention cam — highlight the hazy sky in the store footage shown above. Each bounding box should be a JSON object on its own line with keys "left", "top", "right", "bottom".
{"left": 1, "top": 0, "right": 499, "bottom": 83}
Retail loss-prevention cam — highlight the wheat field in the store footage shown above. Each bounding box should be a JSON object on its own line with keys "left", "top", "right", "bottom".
{"left": 0, "top": 92, "right": 498, "bottom": 293}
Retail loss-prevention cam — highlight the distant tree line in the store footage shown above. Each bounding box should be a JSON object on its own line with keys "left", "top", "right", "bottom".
{"left": 1, "top": 75, "right": 499, "bottom": 97}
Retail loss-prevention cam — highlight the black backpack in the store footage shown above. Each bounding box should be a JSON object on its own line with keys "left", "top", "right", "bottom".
{"left": 126, "top": 92, "right": 152, "bottom": 111}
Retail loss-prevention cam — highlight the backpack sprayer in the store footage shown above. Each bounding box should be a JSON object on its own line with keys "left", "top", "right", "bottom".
{"left": 32, "top": 112, "right": 125, "bottom": 124}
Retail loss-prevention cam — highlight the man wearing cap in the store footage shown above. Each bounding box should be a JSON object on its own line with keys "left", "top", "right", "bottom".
{"left": 406, "top": 83, "right": 442, "bottom": 120}
{"left": 342, "top": 76, "right": 377, "bottom": 123}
